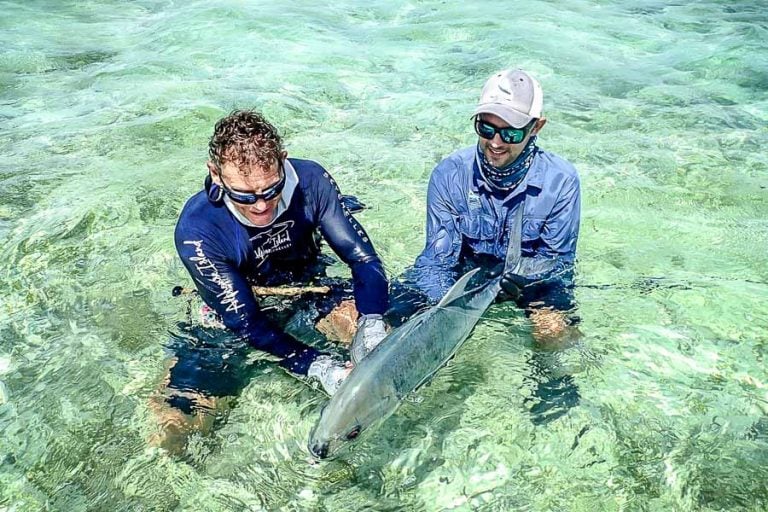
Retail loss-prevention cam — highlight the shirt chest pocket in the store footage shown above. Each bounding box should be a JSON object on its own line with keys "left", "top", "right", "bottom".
{"left": 457, "top": 213, "right": 498, "bottom": 242}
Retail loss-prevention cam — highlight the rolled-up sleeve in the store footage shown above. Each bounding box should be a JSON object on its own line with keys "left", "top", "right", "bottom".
{"left": 541, "top": 172, "right": 580, "bottom": 261}
{"left": 521, "top": 168, "right": 580, "bottom": 289}
{"left": 410, "top": 161, "right": 464, "bottom": 302}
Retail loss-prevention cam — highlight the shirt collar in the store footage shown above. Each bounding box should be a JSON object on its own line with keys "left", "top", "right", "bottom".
{"left": 223, "top": 158, "right": 300, "bottom": 228}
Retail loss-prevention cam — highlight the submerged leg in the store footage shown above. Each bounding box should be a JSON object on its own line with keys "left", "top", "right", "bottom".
{"left": 523, "top": 322, "right": 582, "bottom": 425}
{"left": 520, "top": 282, "right": 583, "bottom": 425}
{"left": 149, "top": 326, "right": 256, "bottom": 455}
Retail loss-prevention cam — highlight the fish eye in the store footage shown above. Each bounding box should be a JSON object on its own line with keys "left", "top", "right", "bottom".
{"left": 346, "top": 426, "right": 362, "bottom": 440}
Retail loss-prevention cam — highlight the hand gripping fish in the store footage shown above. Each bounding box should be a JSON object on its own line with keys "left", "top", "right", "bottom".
{"left": 308, "top": 194, "right": 558, "bottom": 459}
{"left": 307, "top": 267, "right": 500, "bottom": 459}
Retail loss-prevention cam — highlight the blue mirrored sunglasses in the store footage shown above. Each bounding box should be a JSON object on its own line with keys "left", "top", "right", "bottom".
{"left": 475, "top": 118, "right": 536, "bottom": 145}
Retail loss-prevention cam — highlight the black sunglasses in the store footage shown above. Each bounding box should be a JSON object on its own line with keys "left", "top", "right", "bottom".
{"left": 216, "top": 161, "right": 286, "bottom": 205}
{"left": 475, "top": 118, "right": 536, "bottom": 145}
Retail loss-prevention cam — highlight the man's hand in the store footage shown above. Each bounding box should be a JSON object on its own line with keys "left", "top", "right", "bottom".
{"left": 308, "top": 356, "right": 353, "bottom": 396}
{"left": 484, "top": 263, "right": 528, "bottom": 303}
{"left": 350, "top": 314, "right": 388, "bottom": 364}
{"left": 498, "top": 272, "right": 528, "bottom": 302}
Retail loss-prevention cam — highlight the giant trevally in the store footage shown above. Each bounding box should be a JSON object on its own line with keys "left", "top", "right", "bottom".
{"left": 307, "top": 267, "right": 499, "bottom": 459}
{"left": 307, "top": 255, "right": 560, "bottom": 459}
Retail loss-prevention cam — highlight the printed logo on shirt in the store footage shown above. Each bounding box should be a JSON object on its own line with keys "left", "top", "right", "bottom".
{"left": 183, "top": 239, "right": 244, "bottom": 314}
{"left": 250, "top": 221, "right": 294, "bottom": 263}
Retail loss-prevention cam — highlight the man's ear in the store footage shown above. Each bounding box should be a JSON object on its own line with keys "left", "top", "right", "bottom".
{"left": 206, "top": 161, "right": 221, "bottom": 184}
{"left": 531, "top": 117, "right": 547, "bottom": 136}
{"left": 280, "top": 150, "right": 288, "bottom": 162}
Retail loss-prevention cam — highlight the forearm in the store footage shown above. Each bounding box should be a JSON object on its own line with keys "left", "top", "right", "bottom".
{"left": 349, "top": 258, "right": 389, "bottom": 315}
{"left": 177, "top": 238, "right": 319, "bottom": 374}
{"left": 407, "top": 256, "right": 458, "bottom": 303}
{"left": 192, "top": 277, "right": 318, "bottom": 373}
{"left": 517, "top": 253, "right": 575, "bottom": 287}
{"left": 316, "top": 175, "right": 390, "bottom": 316}
{"left": 410, "top": 163, "right": 466, "bottom": 302}
{"left": 232, "top": 316, "right": 320, "bottom": 375}
{"left": 506, "top": 255, "right": 576, "bottom": 311}
{"left": 532, "top": 171, "right": 579, "bottom": 285}
{"left": 410, "top": 216, "right": 463, "bottom": 302}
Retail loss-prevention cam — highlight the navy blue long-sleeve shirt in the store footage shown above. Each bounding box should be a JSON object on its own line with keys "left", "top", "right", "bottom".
{"left": 174, "top": 158, "right": 389, "bottom": 374}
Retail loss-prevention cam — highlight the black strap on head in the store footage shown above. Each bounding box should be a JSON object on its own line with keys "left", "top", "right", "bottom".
{"left": 205, "top": 174, "right": 224, "bottom": 203}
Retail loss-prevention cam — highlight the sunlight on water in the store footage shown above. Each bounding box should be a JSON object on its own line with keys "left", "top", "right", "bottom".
{"left": 1, "top": 0, "right": 767, "bottom": 510}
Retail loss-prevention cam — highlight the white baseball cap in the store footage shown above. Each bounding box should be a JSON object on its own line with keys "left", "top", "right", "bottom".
{"left": 473, "top": 69, "right": 543, "bottom": 128}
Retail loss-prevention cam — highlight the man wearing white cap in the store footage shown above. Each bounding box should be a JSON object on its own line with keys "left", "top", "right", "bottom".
{"left": 408, "top": 69, "right": 581, "bottom": 342}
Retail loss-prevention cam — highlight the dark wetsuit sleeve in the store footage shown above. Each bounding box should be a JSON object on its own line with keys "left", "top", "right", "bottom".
{"left": 314, "top": 172, "right": 389, "bottom": 316}
{"left": 174, "top": 235, "right": 318, "bottom": 375}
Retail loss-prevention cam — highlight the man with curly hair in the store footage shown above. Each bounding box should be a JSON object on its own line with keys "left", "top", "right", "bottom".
{"left": 173, "top": 110, "right": 389, "bottom": 399}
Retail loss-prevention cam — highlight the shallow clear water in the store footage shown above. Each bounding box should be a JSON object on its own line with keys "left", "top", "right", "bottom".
{"left": 1, "top": 0, "right": 767, "bottom": 510}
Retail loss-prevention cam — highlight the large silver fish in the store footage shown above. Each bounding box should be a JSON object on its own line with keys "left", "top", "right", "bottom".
{"left": 308, "top": 267, "right": 499, "bottom": 459}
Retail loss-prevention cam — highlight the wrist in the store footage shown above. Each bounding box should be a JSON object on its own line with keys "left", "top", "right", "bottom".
{"left": 357, "top": 313, "right": 383, "bottom": 325}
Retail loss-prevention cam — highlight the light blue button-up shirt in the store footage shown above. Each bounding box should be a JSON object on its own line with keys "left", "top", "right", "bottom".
{"left": 410, "top": 145, "right": 581, "bottom": 302}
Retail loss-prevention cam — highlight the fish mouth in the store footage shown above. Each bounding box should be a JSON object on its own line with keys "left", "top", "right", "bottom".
{"left": 309, "top": 439, "right": 331, "bottom": 459}
{"left": 308, "top": 424, "right": 362, "bottom": 459}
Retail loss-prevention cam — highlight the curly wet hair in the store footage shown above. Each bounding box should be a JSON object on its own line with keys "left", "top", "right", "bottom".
{"left": 208, "top": 110, "right": 283, "bottom": 174}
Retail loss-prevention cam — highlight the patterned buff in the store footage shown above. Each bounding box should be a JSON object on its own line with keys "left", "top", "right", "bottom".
{"left": 476, "top": 136, "right": 538, "bottom": 192}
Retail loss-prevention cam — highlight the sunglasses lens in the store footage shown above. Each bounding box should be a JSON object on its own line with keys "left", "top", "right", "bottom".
{"left": 477, "top": 120, "right": 528, "bottom": 144}
{"left": 229, "top": 191, "right": 257, "bottom": 204}
{"left": 262, "top": 189, "right": 279, "bottom": 201}
{"left": 264, "top": 174, "right": 286, "bottom": 200}
{"left": 223, "top": 169, "right": 285, "bottom": 205}
{"left": 237, "top": 182, "right": 283, "bottom": 203}
{"left": 500, "top": 128, "right": 524, "bottom": 144}
{"left": 476, "top": 121, "right": 495, "bottom": 140}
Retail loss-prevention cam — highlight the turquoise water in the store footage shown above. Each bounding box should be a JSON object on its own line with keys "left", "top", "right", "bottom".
{"left": 1, "top": 0, "right": 767, "bottom": 510}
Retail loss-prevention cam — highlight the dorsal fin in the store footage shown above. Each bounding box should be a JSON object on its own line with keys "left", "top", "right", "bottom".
{"left": 436, "top": 268, "right": 481, "bottom": 308}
